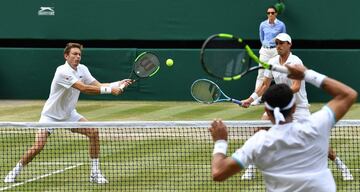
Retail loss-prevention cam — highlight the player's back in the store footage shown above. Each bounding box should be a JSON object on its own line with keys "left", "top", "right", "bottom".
{"left": 252, "top": 108, "right": 336, "bottom": 191}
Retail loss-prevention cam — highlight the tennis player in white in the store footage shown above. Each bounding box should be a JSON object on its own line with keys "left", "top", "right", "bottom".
{"left": 209, "top": 64, "right": 357, "bottom": 192}
{"left": 4, "top": 43, "right": 133, "bottom": 184}
{"left": 240, "top": 33, "right": 353, "bottom": 181}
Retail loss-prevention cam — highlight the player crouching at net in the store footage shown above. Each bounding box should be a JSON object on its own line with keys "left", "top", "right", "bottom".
{"left": 209, "top": 64, "right": 357, "bottom": 192}
{"left": 239, "top": 33, "right": 353, "bottom": 181}
{"left": 4, "top": 43, "right": 133, "bottom": 184}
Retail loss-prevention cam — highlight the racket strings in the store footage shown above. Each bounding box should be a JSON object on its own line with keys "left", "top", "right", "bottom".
{"left": 139, "top": 58, "right": 155, "bottom": 71}
{"left": 191, "top": 80, "right": 221, "bottom": 103}
{"left": 202, "top": 36, "right": 251, "bottom": 79}
{"left": 208, "top": 84, "right": 219, "bottom": 101}
{"left": 134, "top": 53, "right": 160, "bottom": 78}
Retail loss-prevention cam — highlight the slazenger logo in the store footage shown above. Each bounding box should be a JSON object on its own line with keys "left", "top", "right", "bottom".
{"left": 38, "top": 7, "right": 55, "bottom": 16}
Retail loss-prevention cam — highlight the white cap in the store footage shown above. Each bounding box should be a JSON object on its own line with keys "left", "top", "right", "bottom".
{"left": 275, "top": 33, "right": 292, "bottom": 44}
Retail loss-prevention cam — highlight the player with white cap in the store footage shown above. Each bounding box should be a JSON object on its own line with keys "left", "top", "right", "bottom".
{"left": 240, "top": 33, "right": 353, "bottom": 181}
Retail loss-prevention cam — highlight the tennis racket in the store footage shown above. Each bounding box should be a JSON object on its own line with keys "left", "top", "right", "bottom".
{"left": 120, "top": 52, "right": 160, "bottom": 89}
{"left": 191, "top": 79, "right": 242, "bottom": 105}
{"left": 200, "top": 33, "right": 288, "bottom": 81}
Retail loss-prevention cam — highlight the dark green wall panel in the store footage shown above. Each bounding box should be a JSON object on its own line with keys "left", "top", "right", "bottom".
{"left": 1, "top": 0, "right": 359, "bottom": 40}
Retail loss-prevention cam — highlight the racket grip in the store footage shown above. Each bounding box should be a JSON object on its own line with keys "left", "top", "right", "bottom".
{"left": 271, "top": 65, "right": 289, "bottom": 74}
{"left": 231, "top": 99, "right": 242, "bottom": 105}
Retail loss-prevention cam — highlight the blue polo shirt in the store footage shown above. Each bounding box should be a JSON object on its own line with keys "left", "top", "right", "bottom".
{"left": 259, "top": 19, "right": 286, "bottom": 48}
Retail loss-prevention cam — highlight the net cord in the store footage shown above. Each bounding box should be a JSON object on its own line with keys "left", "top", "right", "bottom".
{"left": 0, "top": 120, "right": 358, "bottom": 129}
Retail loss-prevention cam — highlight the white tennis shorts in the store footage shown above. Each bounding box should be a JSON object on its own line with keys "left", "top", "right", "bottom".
{"left": 39, "top": 110, "right": 84, "bottom": 134}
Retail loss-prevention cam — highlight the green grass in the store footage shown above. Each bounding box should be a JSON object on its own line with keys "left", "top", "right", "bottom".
{"left": 0, "top": 128, "right": 264, "bottom": 191}
{"left": 0, "top": 100, "right": 359, "bottom": 121}
{"left": 0, "top": 100, "right": 359, "bottom": 191}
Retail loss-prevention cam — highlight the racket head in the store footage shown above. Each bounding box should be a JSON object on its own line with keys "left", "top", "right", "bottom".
{"left": 200, "top": 33, "right": 252, "bottom": 81}
{"left": 190, "top": 79, "right": 222, "bottom": 104}
{"left": 133, "top": 52, "right": 160, "bottom": 79}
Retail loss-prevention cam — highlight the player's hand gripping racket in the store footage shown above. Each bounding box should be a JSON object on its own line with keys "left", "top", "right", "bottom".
{"left": 120, "top": 52, "right": 160, "bottom": 89}
{"left": 191, "top": 79, "right": 242, "bottom": 105}
{"left": 200, "top": 33, "right": 288, "bottom": 81}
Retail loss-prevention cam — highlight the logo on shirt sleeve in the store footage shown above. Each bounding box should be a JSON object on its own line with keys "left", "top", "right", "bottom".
{"left": 65, "top": 75, "right": 73, "bottom": 81}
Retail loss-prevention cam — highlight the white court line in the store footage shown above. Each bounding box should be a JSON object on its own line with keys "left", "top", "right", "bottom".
{"left": 33, "top": 162, "right": 83, "bottom": 165}
{"left": 0, "top": 163, "right": 83, "bottom": 191}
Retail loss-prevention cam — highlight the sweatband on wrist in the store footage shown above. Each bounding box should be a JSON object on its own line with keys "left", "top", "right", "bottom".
{"left": 110, "top": 82, "right": 120, "bottom": 88}
{"left": 250, "top": 92, "right": 259, "bottom": 101}
{"left": 100, "top": 86, "right": 112, "bottom": 94}
{"left": 304, "top": 70, "right": 327, "bottom": 88}
{"left": 213, "top": 140, "right": 228, "bottom": 155}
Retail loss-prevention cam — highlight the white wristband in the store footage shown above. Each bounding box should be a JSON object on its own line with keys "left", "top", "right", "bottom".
{"left": 100, "top": 86, "right": 112, "bottom": 94}
{"left": 304, "top": 70, "right": 327, "bottom": 88}
{"left": 213, "top": 140, "right": 228, "bottom": 155}
{"left": 250, "top": 92, "right": 259, "bottom": 101}
{"left": 110, "top": 82, "right": 119, "bottom": 88}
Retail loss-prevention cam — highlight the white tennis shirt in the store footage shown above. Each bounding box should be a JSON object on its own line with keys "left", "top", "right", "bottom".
{"left": 41, "top": 62, "right": 95, "bottom": 120}
{"left": 232, "top": 106, "right": 336, "bottom": 192}
{"left": 264, "top": 53, "right": 309, "bottom": 108}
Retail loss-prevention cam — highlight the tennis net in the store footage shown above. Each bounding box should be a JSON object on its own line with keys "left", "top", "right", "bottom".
{"left": 0, "top": 120, "right": 359, "bottom": 191}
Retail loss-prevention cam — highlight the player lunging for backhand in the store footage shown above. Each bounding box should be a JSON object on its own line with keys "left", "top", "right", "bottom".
{"left": 4, "top": 43, "right": 133, "bottom": 184}
{"left": 209, "top": 64, "right": 357, "bottom": 191}
{"left": 240, "top": 33, "right": 353, "bottom": 181}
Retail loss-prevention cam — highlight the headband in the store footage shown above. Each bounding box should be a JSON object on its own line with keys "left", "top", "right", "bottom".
{"left": 264, "top": 96, "right": 296, "bottom": 125}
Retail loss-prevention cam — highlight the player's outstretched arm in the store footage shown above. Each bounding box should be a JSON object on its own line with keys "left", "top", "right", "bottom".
{"left": 72, "top": 81, "right": 122, "bottom": 95}
{"left": 90, "top": 79, "right": 134, "bottom": 89}
{"left": 99, "top": 79, "right": 134, "bottom": 88}
{"left": 209, "top": 120, "right": 242, "bottom": 181}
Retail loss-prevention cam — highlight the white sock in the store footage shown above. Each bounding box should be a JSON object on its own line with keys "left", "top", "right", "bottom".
{"left": 91, "top": 159, "right": 100, "bottom": 174}
{"left": 11, "top": 162, "right": 23, "bottom": 176}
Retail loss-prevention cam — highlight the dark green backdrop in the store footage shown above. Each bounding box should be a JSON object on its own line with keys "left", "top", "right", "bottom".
{"left": 1, "top": 48, "right": 359, "bottom": 101}
{"left": 0, "top": 0, "right": 359, "bottom": 40}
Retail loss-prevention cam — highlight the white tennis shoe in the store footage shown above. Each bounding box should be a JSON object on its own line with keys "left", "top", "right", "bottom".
{"left": 4, "top": 171, "right": 17, "bottom": 183}
{"left": 90, "top": 172, "right": 108, "bottom": 184}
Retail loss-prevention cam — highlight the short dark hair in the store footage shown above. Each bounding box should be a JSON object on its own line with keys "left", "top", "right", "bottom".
{"left": 263, "top": 84, "right": 294, "bottom": 118}
{"left": 267, "top": 6, "right": 277, "bottom": 13}
{"left": 64, "top": 43, "right": 83, "bottom": 55}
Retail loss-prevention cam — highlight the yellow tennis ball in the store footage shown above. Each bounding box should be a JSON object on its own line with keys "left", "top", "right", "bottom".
{"left": 166, "top": 59, "right": 174, "bottom": 67}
